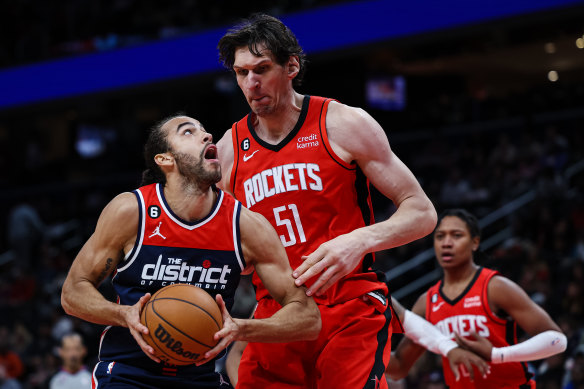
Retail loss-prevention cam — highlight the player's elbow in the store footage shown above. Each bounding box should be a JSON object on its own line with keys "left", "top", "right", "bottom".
{"left": 387, "top": 370, "right": 408, "bottom": 381}
{"left": 423, "top": 199, "right": 438, "bottom": 235}
{"left": 304, "top": 305, "right": 322, "bottom": 340}
{"left": 60, "top": 279, "right": 77, "bottom": 317}
{"left": 554, "top": 331, "right": 568, "bottom": 354}
{"left": 61, "top": 287, "right": 74, "bottom": 316}
{"left": 385, "top": 358, "right": 408, "bottom": 380}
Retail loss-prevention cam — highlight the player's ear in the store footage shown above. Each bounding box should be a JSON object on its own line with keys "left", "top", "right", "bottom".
{"left": 154, "top": 153, "right": 173, "bottom": 167}
{"left": 287, "top": 56, "right": 300, "bottom": 80}
{"left": 471, "top": 236, "right": 480, "bottom": 252}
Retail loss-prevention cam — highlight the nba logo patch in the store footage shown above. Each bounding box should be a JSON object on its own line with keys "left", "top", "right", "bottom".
{"left": 107, "top": 362, "right": 116, "bottom": 374}
{"left": 431, "top": 294, "right": 438, "bottom": 303}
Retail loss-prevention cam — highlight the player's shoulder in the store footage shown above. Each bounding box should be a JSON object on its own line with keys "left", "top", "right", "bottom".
{"left": 238, "top": 206, "right": 272, "bottom": 231}
{"left": 98, "top": 192, "right": 139, "bottom": 225}
{"left": 488, "top": 273, "right": 520, "bottom": 291}
{"left": 412, "top": 291, "right": 429, "bottom": 316}
{"left": 486, "top": 272, "right": 529, "bottom": 306}
{"left": 217, "top": 127, "right": 233, "bottom": 148}
{"left": 327, "top": 100, "right": 371, "bottom": 128}
{"left": 107, "top": 191, "right": 138, "bottom": 212}
{"left": 326, "top": 100, "right": 386, "bottom": 148}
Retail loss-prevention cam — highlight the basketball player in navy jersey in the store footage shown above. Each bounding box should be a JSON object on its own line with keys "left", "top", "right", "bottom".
{"left": 61, "top": 115, "right": 320, "bottom": 388}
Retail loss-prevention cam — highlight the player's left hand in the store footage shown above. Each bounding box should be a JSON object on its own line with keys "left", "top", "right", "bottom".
{"left": 196, "top": 294, "right": 240, "bottom": 366}
{"left": 454, "top": 331, "right": 494, "bottom": 362}
{"left": 446, "top": 347, "right": 490, "bottom": 381}
{"left": 292, "top": 233, "right": 364, "bottom": 296}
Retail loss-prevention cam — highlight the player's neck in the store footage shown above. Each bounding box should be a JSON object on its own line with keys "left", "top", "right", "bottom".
{"left": 253, "top": 91, "right": 303, "bottom": 144}
{"left": 443, "top": 262, "right": 479, "bottom": 288}
{"left": 163, "top": 180, "right": 217, "bottom": 222}
{"left": 64, "top": 364, "right": 83, "bottom": 374}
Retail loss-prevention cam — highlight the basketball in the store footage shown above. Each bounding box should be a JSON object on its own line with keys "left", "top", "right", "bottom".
{"left": 140, "top": 284, "right": 223, "bottom": 366}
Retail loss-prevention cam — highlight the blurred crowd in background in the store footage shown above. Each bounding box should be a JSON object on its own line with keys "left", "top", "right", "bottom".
{"left": 0, "top": 1, "right": 583, "bottom": 388}
{"left": 0, "top": 0, "right": 346, "bottom": 69}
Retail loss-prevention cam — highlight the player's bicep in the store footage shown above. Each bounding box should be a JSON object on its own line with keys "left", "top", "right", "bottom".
{"left": 489, "top": 276, "right": 560, "bottom": 335}
{"left": 67, "top": 193, "right": 138, "bottom": 287}
{"left": 239, "top": 208, "right": 304, "bottom": 305}
{"left": 329, "top": 104, "right": 425, "bottom": 206}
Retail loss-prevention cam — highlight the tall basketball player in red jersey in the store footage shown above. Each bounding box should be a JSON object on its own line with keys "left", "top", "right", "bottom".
{"left": 61, "top": 115, "right": 320, "bottom": 388}
{"left": 386, "top": 209, "right": 567, "bottom": 388}
{"left": 216, "top": 14, "right": 437, "bottom": 388}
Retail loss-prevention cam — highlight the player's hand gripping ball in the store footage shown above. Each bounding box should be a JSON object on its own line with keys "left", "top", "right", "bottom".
{"left": 140, "top": 284, "right": 223, "bottom": 365}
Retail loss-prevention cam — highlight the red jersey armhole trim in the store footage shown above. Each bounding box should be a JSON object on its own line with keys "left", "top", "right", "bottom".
{"left": 482, "top": 270, "right": 507, "bottom": 325}
{"left": 230, "top": 122, "right": 240, "bottom": 194}
{"left": 425, "top": 282, "right": 439, "bottom": 320}
{"left": 319, "top": 98, "right": 355, "bottom": 170}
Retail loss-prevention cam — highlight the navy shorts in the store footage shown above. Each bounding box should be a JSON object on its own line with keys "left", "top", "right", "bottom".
{"left": 92, "top": 360, "right": 232, "bottom": 388}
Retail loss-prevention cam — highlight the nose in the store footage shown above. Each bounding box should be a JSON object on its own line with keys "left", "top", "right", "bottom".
{"left": 203, "top": 132, "right": 213, "bottom": 143}
{"left": 441, "top": 236, "right": 453, "bottom": 247}
{"left": 244, "top": 72, "right": 260, "bottom": 91}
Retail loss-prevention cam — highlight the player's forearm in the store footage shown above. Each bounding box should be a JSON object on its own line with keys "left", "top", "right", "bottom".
{"left": 357, "top": 196, "right": 436, "bottom": 254}
{"left": 403, "top": 309, "right": 457, "bottom": 356}
{"left": 386, "top": 338, "right": 425, "bottom": 380}
{"left": 385, "top": 353, "right": 409, "bottom": 380}
{"left": 491, "top": 330, "right": 567, "bottom": 363}
{"left": 61, "top": 279, "right": 126, "bottom": 327}
{"left": 234, "top": 300, "right": 320, "bottom": 342}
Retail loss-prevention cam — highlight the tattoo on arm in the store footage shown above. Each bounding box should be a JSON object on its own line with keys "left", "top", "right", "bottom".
{"left": 97, "top": 258, "right": 114, "bottom": 284}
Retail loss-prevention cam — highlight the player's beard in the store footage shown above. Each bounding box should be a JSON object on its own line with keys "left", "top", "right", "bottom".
{"left": 172, "top": 149, "right": 221, "bottom": 191}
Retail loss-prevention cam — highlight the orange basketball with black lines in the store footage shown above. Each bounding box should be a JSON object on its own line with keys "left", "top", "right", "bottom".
{"left": 140, "top": 284, "right": 223, "bottom": 366}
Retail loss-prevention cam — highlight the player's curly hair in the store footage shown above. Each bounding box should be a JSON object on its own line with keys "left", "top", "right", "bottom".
{"left": 218, "top": 13, "right": 307, "bottom": 87}
{"left": 141, "top": 113, "right": 183, "bottom": 186}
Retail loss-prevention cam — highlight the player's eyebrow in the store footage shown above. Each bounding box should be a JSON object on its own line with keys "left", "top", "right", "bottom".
{"left": 233, "top": 58, "right": 272, "bottom": 70}
{"left": 176, "top": 121, "right": 198, "bottom": 132}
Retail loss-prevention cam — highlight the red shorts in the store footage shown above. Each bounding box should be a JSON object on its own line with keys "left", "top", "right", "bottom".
{"left": 236, "top": 292, "right": 396, "bottom": 389}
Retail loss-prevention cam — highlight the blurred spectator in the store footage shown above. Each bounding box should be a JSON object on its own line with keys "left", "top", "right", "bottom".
{"left": 6, "top": 203, "right": 46, "bottom": 273}
{"left": 48, "top": 333, "right": 91, "bottom": 389}
{"left": 0, "top": 328, "right": 24, "bottom": 381}
{"left": 0, "top": 365, "right": 21, "bottom": 389}
{"left": 562, "top": 345, "right": 584, "bottom": 389}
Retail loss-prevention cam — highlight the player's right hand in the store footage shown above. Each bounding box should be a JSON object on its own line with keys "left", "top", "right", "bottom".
{"left": 123, "top": 293, "right": 161, "bottom": 363}
{"left": 446, "top": 347, "right": 490, "bottom": 381}
{"left": 196, "top": 294, "right": 239, "bottom": 366}
{"left": 454, "top": 331, "right": 494, "bottom": 362}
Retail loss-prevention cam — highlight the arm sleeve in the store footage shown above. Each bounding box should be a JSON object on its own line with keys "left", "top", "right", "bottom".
{"left": 403, "top": 309, "right": 457, "bottom": 357}
{"left": 491, "top": 330, "right": 567, "bottom": 364}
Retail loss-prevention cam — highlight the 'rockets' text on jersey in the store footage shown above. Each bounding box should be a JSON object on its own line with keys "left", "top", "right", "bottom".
{"left": 230, "top": 95, "right": 387, "bottom": 306}
{"left": 426, "top": 267, "right": 532, "bottom": 389}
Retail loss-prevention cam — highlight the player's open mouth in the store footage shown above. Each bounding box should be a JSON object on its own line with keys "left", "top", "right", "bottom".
{"left": 204, "top": 145, "right": 217, "bottom": 160}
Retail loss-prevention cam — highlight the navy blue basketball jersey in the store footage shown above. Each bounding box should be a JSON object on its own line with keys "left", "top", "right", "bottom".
{"left": 98, "top": 183, "right": 245, "bottom": 377}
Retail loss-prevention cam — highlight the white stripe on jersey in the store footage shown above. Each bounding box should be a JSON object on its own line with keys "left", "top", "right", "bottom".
{"left": 232, "top": 201, "right": 245, "bottom": 271}
{"left": 156, "top": 183, "right": 224, "bottom": 230}
{"left": 118, "top": 190, "right": 146, "bottom": 273}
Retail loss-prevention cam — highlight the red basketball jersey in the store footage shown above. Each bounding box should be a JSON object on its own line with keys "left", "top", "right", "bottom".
{"left": 425, "top": 267, "right": 533, "bottom": 388}
{"left": 230, "top": 95, "right": 387, "bottom": 305}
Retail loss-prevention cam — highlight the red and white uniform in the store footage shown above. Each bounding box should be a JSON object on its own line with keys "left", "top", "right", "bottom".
{"left": 426, "top": 267, "right": 534, "bottom": 389}
{"left": 230, "top": 95, "right": 394, "bottom": 389}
